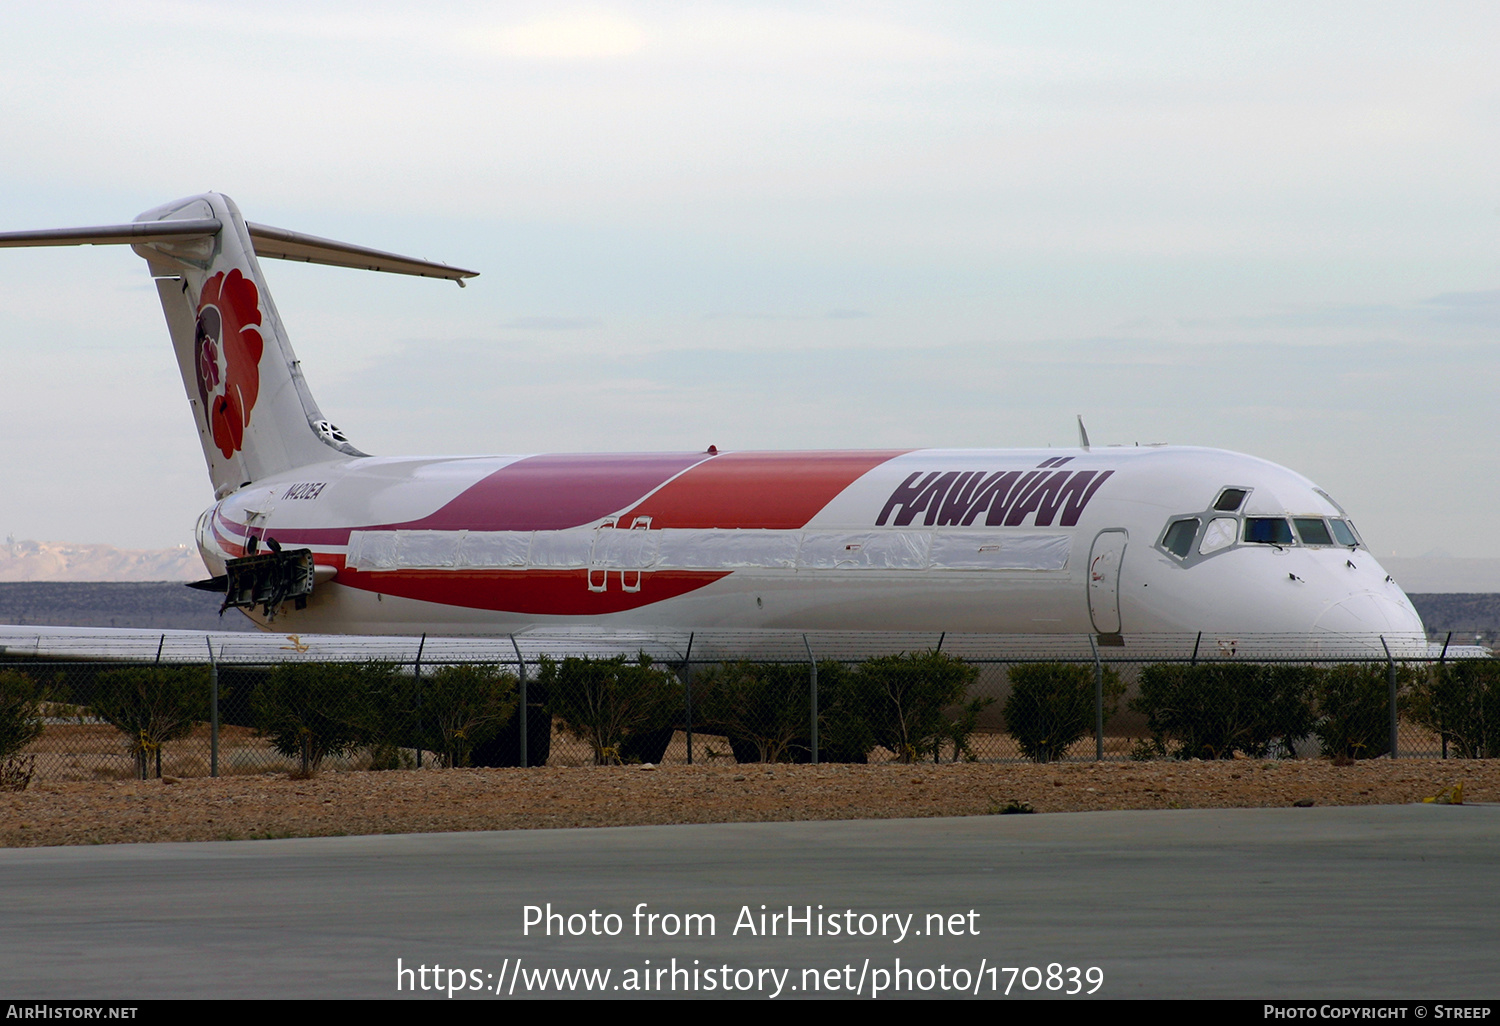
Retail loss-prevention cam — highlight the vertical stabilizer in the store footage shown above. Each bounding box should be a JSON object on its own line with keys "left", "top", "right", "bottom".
{"left": 0, "top": 192, "right": 477, "bottom": 498}
{"left": 133, "top": 194, "right": 362, "bottom": 497}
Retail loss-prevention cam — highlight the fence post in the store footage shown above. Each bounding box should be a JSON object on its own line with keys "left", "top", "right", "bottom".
{"left": 510, "top": 635, "right": 528, "bottom": 769}
{"left": 413, "top": 633, "right": 427, "bottom": 770}
{"left": 1381, "top": 635, "right": 1397, "bottom": 760}
{"left": 1439, "top": 631, "right": 1452, "bottom": 759}
{"left": 1090, "top": 634, "right": 1103, "bottom": 762}
{"left": 206, "top": 635, "right": 218, "bottom": 778}
{"left": 804, "top": 635, "right": 818, "bottom": 765}
{"left": 682, "top": 632, "right": 694, "bottom": 766}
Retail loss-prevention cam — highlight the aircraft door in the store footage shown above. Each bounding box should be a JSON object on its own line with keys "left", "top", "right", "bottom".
{"left": 1087, "top": 529, "right": 1128, "bottom": 634}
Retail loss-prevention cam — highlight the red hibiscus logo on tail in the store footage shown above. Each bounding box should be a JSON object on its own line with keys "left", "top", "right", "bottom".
{"left": 194, "top": 269, "right": 264, "bottom": 459}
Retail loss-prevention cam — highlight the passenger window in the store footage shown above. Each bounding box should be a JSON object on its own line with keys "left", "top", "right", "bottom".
{"left": 1214, "top": 488, "right": 1248, "bottom": 512}
{"left": 1199, "top": 517, "right": 1237, "bottom": 555}
{"left": 1294, "top": 518, "right": 1334, "bottom": 546}
{"left": 1243, "top": 518, "right": 1294, "bottom": 545}
{"left": 1330, "top": 519, "right": 1359, "bottom": 547}
{"left": 1162, "top": 518, "right": 1199, "bottom": 558}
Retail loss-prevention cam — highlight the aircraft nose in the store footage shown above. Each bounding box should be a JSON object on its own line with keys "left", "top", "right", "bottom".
{"left": 1315, "top": 591, "right": 1425, "bottom": 636}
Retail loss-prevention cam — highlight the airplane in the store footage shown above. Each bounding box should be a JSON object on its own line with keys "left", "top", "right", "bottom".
{"left": 0, "top": 193, "right": 1428, "bottom": 660}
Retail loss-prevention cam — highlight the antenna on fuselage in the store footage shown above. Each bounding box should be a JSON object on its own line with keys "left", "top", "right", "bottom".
{"left": 1077, "top": 415, "right": 1091, "bottom": 452}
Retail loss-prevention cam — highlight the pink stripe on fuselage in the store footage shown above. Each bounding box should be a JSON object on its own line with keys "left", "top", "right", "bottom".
{"left": 225, "top": 451, "right": 715, "bottom": 546}
{"left": 223, "top": 450, "right": 915, "bottom": 554}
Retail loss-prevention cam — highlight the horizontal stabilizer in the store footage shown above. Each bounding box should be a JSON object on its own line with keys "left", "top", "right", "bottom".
{"left": 0, "top": 218, "right": 222, "bottom": 248}
{"left": 244, "top": 222, "right": 477, "bottom": 283}
{"left": 0, "top": 217, "right": 478, "bottom": 283}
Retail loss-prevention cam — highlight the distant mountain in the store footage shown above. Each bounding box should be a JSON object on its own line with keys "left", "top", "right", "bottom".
{"left": 0, "top": 539, "right": 203, "bottom": 582}
{"left": 1407, "top": 594, "right": 1500, "bottom": 647}
{"left": 1383, "top": 557, "right": 1500, "bottom": 594}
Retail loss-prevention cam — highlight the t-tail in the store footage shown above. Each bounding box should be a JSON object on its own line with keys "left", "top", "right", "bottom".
{"left": 0, "top": 192, "right": 477, "bottom": 498}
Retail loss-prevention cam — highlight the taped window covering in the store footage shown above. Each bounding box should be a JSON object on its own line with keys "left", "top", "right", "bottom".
{"left": 927, "top": 532, "right": 1070, "bottom": 571}
{"left": 526, "top": 530, "right": 594, "bottom": 569}
{"left": 796, "top": 531, "right": 931, "bottom": 570}
{"left": 347, "top": 531, "right": 398, "bottom": 570}
{"left": 455, "top": 531, "right": 530, "bottom": 568}
{"left": 348, "top": 528, "right": 1070, "bottom": 572}
{"left": 590, "top": 527, "right": 660, "bottom": 569}
{"left": 656, "top": 529, "right": 800, "bottom": 570}
{"left": 395, "top": 530, "right": 460, "bottom": 568}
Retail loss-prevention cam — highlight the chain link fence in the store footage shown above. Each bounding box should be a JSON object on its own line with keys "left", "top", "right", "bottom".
{"left": 1, "top": 631, "right": 1495, "bottom": 784}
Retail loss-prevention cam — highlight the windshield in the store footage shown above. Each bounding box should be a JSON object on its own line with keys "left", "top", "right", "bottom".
{"left": 1329, "top": 519, "right": 1360, "bottom": 547}
{"left": 1244, "top": 518, "right": 1294, "bottom": 545}
{"left": 1163, "top": 518, "right": 1199, "bottom": 558}
{"left": 1293, "top": 518, "right": 1334, "bottom": 546}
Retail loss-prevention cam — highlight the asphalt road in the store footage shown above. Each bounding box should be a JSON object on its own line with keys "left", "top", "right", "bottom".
{"left": 1, "top": 804, "right": 1495, "bottom": 1000}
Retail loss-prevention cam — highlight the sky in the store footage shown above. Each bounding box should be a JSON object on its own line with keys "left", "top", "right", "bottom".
{"left": 0, "top": 1, "right": 1496, "bottom": 560}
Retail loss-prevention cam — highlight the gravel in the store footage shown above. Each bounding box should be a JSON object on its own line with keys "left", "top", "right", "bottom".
{"left": 0, "top": 758, "right": 1491, "bottom": 848}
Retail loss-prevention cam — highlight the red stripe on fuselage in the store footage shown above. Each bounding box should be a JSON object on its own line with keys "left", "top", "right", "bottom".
{"left": 618, "top": 450, "right": 909, "bottom": 529}
{"left": 337, "top": 568, "right": 728, "bottom": 615}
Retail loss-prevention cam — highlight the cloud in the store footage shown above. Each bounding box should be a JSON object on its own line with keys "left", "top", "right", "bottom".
{"left": 1419, "top": 290, "right": 1500, "bottom": 326}
{"left": 500, "top": 316, "right": 602, "bottom": 330}
{"left": 469, "top": 11, "right": 647, "bottom": 60}
{"left": 1177, "top": 288, "right": 1500, "bottom": 340}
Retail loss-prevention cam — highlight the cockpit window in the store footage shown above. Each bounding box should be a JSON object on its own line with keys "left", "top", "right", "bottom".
{"left": 1199, "top": 517, "right": 1237, "bottom": 555}
{"left": 1329, "top": 519, "right": 1359, "bottom": 547}
{"left": 1162, "top": 518, "right": 1199, "bottom": 558}
{"left": 1293, "top": 518, "right": 1334, "bottom": 546}
{"left": 1243, "top": 518, "right": 1294, "bottom": 545}
{"left": 1214, "top": 488, "right": 1248, "bottom": 512}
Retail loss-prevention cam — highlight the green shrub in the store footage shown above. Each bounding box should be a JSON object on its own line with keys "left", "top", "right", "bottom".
{"left": 693, "top": 660, "right": 872, "bottom": 764}
{"left": 417, "top": 665, "right": 519, "bottom": 767}
{"left": 466, "top": 676, "right": 554, "bottom": 768}
{"left": 360, "top": 665, "right": 518, "bottom": 768}
{"left": 252, "top": 662, "right": 395, "bottom": 775}
{"left": 1315, "top": 662, "right": 1417, "bottom": 760}
{"left": 1131, "top": 663, "right": 1317, "bottom": 760}
{"left": 1004, "top": 662, "right": 1125, "bottom": 763}
{"left": 847, "top": 651, "right": 980, "bottom": 763}
{"left": 815, "top": 665, "right": 883, "bottom": 763}
{"left": 540, "top": 654, "right": 679, "bottom": 765}
{"left": 360, "top": 668, "right": 425, "bottom": 769}
{"left": 936, "top": 695, "right": 997, "bottom": 763}
{"left": 1410, "top": 659, "right": 1500, "bottom": 759}
{"left": 92, "top": 667, "right": 209, "bottom": 778}
{"left": 0, "top": 670, "right": 45, "bottom": 761}
{"left": 694, "top": 661, "right": 814, "bottom": 764}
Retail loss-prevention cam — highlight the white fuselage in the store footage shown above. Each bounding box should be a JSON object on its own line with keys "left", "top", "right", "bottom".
{"left": 196, "top": 444, "right": 1425, "bottom": 655}
{"left": 0, "top": 193, "right": 1426, "bottom": 660}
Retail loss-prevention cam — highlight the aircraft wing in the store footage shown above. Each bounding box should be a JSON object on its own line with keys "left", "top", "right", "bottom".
{"left": 1, "top": 624, "right": 1458, "bottom": 665}
{"left": 0, "top": 624, "right": 692, "bottom": 666}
